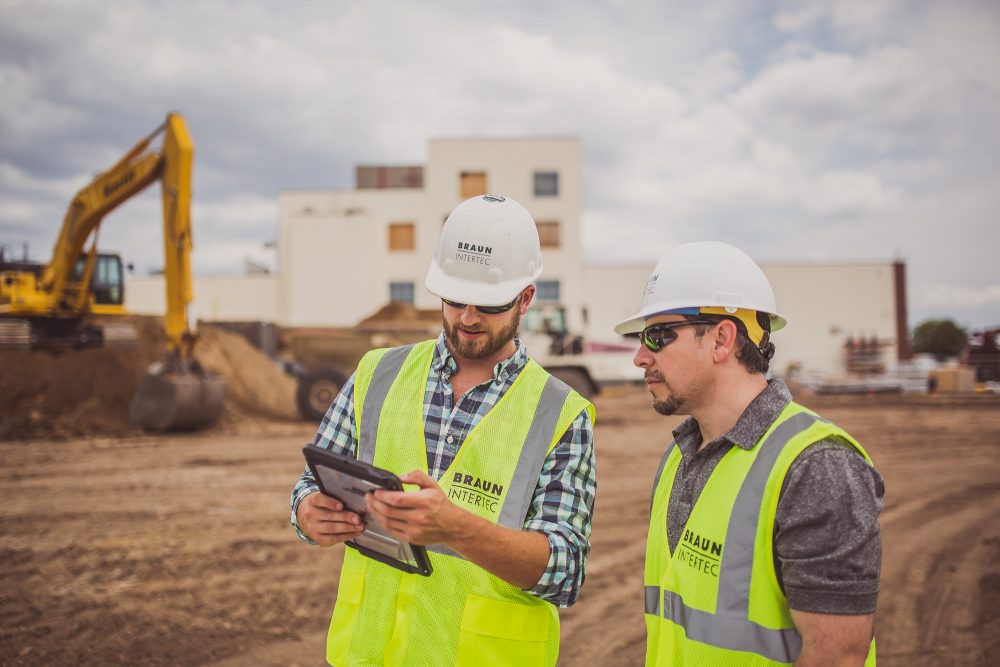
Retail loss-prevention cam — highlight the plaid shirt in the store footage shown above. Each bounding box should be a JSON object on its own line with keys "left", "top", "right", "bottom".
{"left": 291, "top": 333, "right": 596, "bottom": 607}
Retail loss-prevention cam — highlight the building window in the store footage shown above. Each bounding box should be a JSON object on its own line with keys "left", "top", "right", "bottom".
{"left": 534, "top": 171, "right": 559, "bottom": 197}
{"left": 460, "top": 171, "right": 488, "bottom": 199}
{"left": 356, "top": 165, "right": 423, "bottom": 189}
{"left": 537, "top": 221, "right": 560, "bottom": 248}
{"left": 389, "top": 282, "right": 415, "bottom": 304}
{"left": 388, "top": 223, "right": 415, "bottom": 251}
{"left": 537, "top": 280, "right": 560, "bottom": 302}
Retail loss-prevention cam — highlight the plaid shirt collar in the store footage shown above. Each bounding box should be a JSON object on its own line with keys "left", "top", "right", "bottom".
{"left": 430, "top": 331, "right": 529, "bottom": 386}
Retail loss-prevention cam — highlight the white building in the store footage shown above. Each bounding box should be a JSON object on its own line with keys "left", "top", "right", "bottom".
{"left": 126, "top": 136, "right": 910, "bottom": 379}
{"left": 277, "top": 137, "right": 584, "bottom": 332}
{"left": 585, "top": 262, "right": 909, "bottom": 380}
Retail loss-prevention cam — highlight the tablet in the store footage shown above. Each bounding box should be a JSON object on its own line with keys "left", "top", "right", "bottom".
{"left": 302, "top": 444, "right": 433, "bottom": 576}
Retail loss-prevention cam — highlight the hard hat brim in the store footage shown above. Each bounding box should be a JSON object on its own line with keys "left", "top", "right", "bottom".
{"left": 614, "top": 306, "right": 787, "bottom": 336}
{"left": 425, "top": 258, "right": 542, "bottom": 307}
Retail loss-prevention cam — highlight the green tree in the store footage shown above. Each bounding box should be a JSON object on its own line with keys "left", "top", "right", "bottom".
{"left": 911, "top": 319, "right": 968, "bottom": 360}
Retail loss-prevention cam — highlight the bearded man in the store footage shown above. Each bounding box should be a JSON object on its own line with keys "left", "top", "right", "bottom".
{"left": 291, "top": 194, "right": 596, "bottom": 667}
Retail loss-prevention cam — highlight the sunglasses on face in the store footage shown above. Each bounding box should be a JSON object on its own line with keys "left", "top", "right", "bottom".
{"left": 640, "top": 320, "right": 717, "bottom": 352}
{"left": 441, "top": 295, "right": 520, "bottom": 315}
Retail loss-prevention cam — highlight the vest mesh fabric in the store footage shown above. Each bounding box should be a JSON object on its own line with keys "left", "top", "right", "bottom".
{"left": 327, "top": 340, "right": 592, "bottom": 667}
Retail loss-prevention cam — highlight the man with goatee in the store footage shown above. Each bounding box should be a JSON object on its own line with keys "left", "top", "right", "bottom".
{"left": 618, "top": 242, "right": 882, "bottom": 667}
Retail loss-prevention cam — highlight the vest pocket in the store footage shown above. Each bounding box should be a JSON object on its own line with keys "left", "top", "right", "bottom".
{"left": 327, "top": 565, "right": 365, "bottom": 666}
{"left": 455, "top": 594, "right": 550, "bottom": 667}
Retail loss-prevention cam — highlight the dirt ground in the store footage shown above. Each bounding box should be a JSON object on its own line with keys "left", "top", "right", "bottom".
{"left": 2, "top": 383, "right": 999, "bottom": 665}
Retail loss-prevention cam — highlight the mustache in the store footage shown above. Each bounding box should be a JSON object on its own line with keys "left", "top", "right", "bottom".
{"left": 645, "top": 370, "right": 664, "bottom": 382}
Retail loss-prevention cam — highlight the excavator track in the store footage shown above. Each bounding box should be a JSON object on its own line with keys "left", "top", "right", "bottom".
{"left": 0, "top": 319, "right": 32, "bottom": 348}
{"left": 0, "top": 318, "right": 138, "bottom": 349}
{"left": 99, "top": 322, "right": 139, "bottom": 347}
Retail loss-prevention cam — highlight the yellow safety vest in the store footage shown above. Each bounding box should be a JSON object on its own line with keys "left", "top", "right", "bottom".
{"left": 327, "top": 340, "right": 594, "bottom": 667}
{"left": 644, "top": 402, "right": 877, "bottom": 666}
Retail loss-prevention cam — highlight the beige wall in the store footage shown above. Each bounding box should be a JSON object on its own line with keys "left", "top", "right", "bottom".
{"left": 125, "top": 274, "right": 279, "bottom": 323}
{"left": 583, "top": 264, "right": 653, "bottom": 344}
{"left": 125, "top": 259, "right": 901, "bottom": 378}
{"left": 763, "top": 263, "right": 898, "bottom": 378}
{"left": 582, "top": 262, "right": 901, "bottom": 378}
{"left": 277, "top": 189, "right": 427, "bottom": 327}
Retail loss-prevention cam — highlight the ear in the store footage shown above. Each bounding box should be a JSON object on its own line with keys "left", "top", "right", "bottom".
{"left": 712, "top": 319, "right": 740, "bottom": 363}
{"left": 519, "top": 285, "right": 536, "bottom": 314}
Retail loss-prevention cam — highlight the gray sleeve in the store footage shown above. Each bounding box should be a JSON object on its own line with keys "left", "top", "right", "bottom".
{"left": 774, "top": 437, "right": 885, "bottom": 615}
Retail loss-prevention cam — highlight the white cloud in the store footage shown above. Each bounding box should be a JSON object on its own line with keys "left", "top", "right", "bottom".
{"left": 730, "top": 47, "right": 934, "bottom": 154}
{"left": 919, "top": 284, "right": 1000, "bottom": 309}
{"left": 1, "top": 0, "right": 998, "bottom": 327}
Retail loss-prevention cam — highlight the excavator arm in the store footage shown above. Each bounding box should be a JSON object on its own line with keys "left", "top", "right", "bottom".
{"left": 158, "top": 113, "right": 197, "bottom": 358}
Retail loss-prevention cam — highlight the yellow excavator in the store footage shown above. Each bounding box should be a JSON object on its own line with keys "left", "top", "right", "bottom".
{"left": 0, "top": 112, "right": 225, "bottom": 431}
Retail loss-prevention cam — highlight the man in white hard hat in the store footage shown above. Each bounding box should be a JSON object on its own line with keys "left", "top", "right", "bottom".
{"left": 291, "top": 195, "right": 596, "bottom": 666}
{"left": 618, "top": 242, "right": 882, "bottom": 666}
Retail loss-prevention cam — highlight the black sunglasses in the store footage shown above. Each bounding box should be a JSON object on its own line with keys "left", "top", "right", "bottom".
{"left": 442, "top": 295, "right": 520, "bottom": 315}
{"left": 640, "top": 320, "right": 717, "bottom": 352}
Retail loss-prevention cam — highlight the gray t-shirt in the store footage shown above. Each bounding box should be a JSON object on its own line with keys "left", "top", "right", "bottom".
{"left": 662, "top": 379, "right": 884, "bottom": 615}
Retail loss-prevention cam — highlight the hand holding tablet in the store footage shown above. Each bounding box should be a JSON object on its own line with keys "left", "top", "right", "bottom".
{"left": 303, "top": 445, "right": 433, "bottom": 576}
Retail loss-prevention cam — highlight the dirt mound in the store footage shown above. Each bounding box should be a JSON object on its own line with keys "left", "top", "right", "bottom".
{"left": 355, "top": 302, "right": 440, "bottom": 329}
{"left": 0, "top": 316, "right": 298, "bottom": 441}
{"left": 194, "top": 325, "right": 299, "bottom": 426}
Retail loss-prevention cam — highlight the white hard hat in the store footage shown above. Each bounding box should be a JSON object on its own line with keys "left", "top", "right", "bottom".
{"left": 615, "top": 241, "right": 786, "bottom": 343}
{"left": 425, "top": 194, "right": 543, "bottom": 306}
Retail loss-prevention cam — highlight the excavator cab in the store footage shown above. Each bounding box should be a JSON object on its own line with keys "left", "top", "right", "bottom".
{"left": 72, "top": 253, "right": 125, "bottom": 306}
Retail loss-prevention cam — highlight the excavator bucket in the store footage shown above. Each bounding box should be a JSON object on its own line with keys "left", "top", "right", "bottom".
{"left": 129, "top": 356, "right": 226, "bottom": 431}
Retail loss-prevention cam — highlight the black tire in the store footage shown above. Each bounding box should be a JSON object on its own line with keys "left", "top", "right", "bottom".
{"left": 296, "top": 367, "right": 349, "bottom": 421}
{"left": 548, "top": 367, "right": 598, "bottom": 399}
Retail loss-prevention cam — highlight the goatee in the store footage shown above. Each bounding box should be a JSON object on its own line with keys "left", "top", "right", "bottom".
{"left": 444, "top": 309, "right": 520, "bottom": 360}
{"left": 646, "top": 370, "right": 684, "bottom": 415}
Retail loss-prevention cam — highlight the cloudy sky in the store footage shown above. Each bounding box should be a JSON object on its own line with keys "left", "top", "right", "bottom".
{"left": 2, "top": 0, "right": 998, "bottom": 329}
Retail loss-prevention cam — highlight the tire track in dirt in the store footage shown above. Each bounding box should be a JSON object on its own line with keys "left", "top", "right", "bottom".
{"left": 877, "top": 481, "right": 1000, "bottom": 666}
{"left": 4, "top": 393, "right": 1000, "bottom": 665}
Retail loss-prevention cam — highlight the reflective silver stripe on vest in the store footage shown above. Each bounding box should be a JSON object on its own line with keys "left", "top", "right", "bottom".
{"left": 645, "top": 585, "right": 660, "bottom": 616}
{"left": 362, "top": 351, "right": 573, "bottom": 561}
{"left": 497, "top": 375, "right": 571, "bottom": 528}
{"left": 359, "top": 344, "right": 415, "bottom": 464}
{"left": 648, "top": 411, "right": 819, "bottom": 663}
{"left": 660, "top": 588, "right": 802, "bottom": 661}
{"left": 427, "top": 543, "right": 461, "bottom": 558}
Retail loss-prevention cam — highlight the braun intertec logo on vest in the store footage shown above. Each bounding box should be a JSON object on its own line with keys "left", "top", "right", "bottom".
{"left": 448, "top": 472, "right": 503, "bottom": 512}
{"left": 676, "top": 529, "right": 723, "bottom": 577}
{"left": 456, "top": 241, "right": 492, "bottom": 266}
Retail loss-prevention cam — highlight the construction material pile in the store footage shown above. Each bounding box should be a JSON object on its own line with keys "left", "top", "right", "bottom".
{"left": 0, "top": 316, "right": 299, "bottom": 441}
{"left": 355, "top": 302, "right": 441, "bottom": 331}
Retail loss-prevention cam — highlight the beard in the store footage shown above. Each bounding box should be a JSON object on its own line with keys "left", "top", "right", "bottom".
{"left": 646, "top": 370, "right": 686, "bottom": 416}
{"left": 443, "top": 308, "right": 521, "bottom": 360}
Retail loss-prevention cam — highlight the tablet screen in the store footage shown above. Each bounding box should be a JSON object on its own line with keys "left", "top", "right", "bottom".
{"left": 313, "top": 465, "right": 417, "bottom": 564}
